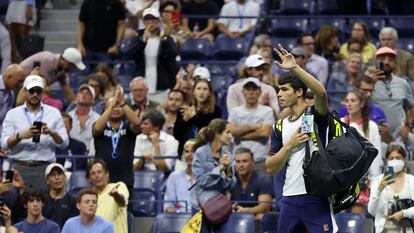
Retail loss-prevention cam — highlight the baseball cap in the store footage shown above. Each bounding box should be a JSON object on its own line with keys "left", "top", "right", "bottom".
{"left": 193, "top": 67, "right": 211, "bottom": 81}
{"left": 376, "top": 47, "right": 397, "bottom": 57}
{"left": 45, "top": 163, "right": 71, "bottom": 181}
{"left": 242, "top": 77, "right": 261, "bottom": 88}
{"left": 62, "top": 48, "right": 86, "bottom": 70}
{"left": 24, "top": 75, "right": 44, "bottom": 90}
{"left": 245, "top": 55, "right": 267, "bottom": 68}
{"left": 79, "top": 84, "right": 96, "bottom": 99}
{"left": 291, "top": 47, "right": 307, "bottom": 57}
{"left": 143, "top": 8, "right": 160, "bottom": 18}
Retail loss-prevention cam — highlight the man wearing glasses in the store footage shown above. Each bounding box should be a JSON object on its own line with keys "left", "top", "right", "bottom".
{"left": 0, "top": 75, "right": 69, "bottom": 191}
{"left": 370, "top": 47, "right": 414, "bottom": 138}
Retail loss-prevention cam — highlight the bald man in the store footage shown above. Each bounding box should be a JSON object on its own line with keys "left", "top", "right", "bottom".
{"left": 0, "top": 64, "right": 25, "bottom": 155}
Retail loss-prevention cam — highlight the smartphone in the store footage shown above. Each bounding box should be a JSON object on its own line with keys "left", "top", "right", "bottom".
{"left": 33, "top": 61, "right": 41, "bottom": 69}
{"left": 5, "top": 170, "right": 13, "bottom": 182}
{"left": 32, "top": 121, "right": 42, "bottom": 143}
{"left": 384, "top": 165, "right": 395, "bottom": 182}
{"left": 171, "top": 10, "right": 180, "bottom": 25}
{"left": 377, "top": 61, "right": 384, "bottom": 71}
{"left": 301, "top": 114, "right": 313, "bottom": 134}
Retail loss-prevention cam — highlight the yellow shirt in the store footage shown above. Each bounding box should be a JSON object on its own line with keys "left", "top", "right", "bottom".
{"left": 339, "top": 42, "right": 377, "bottom": 63}
{"left": 97, "top": 182, "right": 129, "bottom": 233}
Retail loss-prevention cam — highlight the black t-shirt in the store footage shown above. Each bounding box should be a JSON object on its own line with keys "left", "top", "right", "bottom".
{"left": 79, "top": 0, "right": 126, "bottom": 52}
{"left": 181, "top": 0, "right": 219, "bottom": 32}
{"left": 94, "top": 121, "right": 137, "bottom": 186}
{"left": 43, "top": 193, "right": 78, "bottom": 229}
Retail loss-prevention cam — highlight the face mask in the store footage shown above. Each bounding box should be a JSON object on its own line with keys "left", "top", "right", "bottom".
{"left": 388, "top": 159, "right": 405, "bottom": 173}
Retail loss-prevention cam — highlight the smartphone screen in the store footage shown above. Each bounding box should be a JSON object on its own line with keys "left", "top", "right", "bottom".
{"left": 376, "top": 61, "right": 384, "bottom": 71}
{"left": 32, "top": 121, "right": 42, "bottom": 143}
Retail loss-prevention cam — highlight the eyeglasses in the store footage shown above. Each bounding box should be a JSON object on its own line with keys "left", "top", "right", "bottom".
{"left": 28, "top": 87, "right": 43, "bottom": 95}
{"left": 385, "top": 85, "right": 392, "bottom": 98}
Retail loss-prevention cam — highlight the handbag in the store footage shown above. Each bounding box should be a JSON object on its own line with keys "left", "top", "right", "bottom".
{"left": 303, "top": 110, "right": 378, "bottom": 197}
{"left": 200, "top": 193, "right": 232, "bottom": 224}
{"left": 391, "top": 198, "right": 414, "bottom": 214}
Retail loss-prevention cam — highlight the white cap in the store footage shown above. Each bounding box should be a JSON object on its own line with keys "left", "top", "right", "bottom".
{"left": 245, "top": 54, "right": 267, "bottom": 68}
{"left": 242, "top": 77, "right": 261, "bottom": 88}
{"left": 79, "top": 84, "right": 96, "bottom": 99}
{"left": 143, "top": 8, "right": 160, "bottom": 18}
{"left": 193, "top": 67, "right": 211, "bottom": 81}
{"left": 45, "top": 163, "right": 72, "bottom": 181}
{"left": 24, "top": 75, "right": 44, "bottom": 90}
{"left": 62, "top": 48, "right": 86, "bottom": 70}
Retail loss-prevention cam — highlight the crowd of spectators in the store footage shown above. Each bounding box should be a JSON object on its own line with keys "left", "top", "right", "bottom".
{"left": 0, "top": 0, "right": 413, "bottom": 232}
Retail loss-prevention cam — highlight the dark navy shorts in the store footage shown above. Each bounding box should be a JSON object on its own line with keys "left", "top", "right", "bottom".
{"left": 278, "top": 194, "right": 337, "bottom": 233}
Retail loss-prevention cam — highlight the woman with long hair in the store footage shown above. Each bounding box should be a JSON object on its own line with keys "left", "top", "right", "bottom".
{"left": 315, "top": 25, "right": 340, "bottom": 63}
{"left": 368, "top": 144, "right": 414, "bottom": 233}
{"left": 173, "top": 78, "right": 221, "bottom": 155}
{"left": 342, "top": 89, "right": 382, "bottom": 178}
{"left": 94, "top": 63, "right": 120, "bottom": 100}
{"left": 339, "top": 20, "right": 377, "bottom": 63}
{"left": 191, "top": 119, "right": 235, "bottom": 232}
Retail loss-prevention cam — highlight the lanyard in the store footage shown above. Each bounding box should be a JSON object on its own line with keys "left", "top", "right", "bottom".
{"left": 23, "top": 106, "right": 44, "bottom": 126}
{"left": 236, "top": 3, "right": 245, "bottom": 29}
{"left": 108, "top": 121, "right": 124, "bottom": 159}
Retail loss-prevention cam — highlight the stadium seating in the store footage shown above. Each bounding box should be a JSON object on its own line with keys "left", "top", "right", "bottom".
{"left": 335, "top": 212, "right": 365, "bottom": 233}
{"left": 397, "top": 39, "right": 414, "bottom": 54}
{"left": 271, "top": 37, "right": 297, "bottom": 50}
{"left": 314, "top": 0, "right": 340, "bottom": 15}
{"left": 261, "top": 212, "right": 280, "bottom": 233}
{"left": 152, "top": 212, "right": 192, "bottom": 233}
{"left": 132, "top": 171, "right": 165, "bottom": 216}
{"left": 215, "top": 212, "right": 256, "bottom": 233}
{"left": 213, "top": 36, "right": 249, "bottom": 60}
{"left": 112, "top": 62, "right": 136, "bottom": 91}
{"left": 308, "top": 18, "right": 346, "bottom": 36}
{"left": 69, "top": 65, "right": 92, "bottom": 90}
{"left": 279, "top": 0, "right": 312, "bottom": 15}
{"left": 271, "top": 18, "right": 308, "bottom": 38}
{"left": 180, "top": 38, "right": 212, "bottom": 61}
{"left": 348, "top": 18, "right": 385, "bottom": 39}
{"left": 69, "top": 170, "right": 91, "bottom": 197}
{"left": 388, "top": 19, "right": 414, "bottom": 38}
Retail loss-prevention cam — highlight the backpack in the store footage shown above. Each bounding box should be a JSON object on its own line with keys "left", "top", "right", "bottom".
{"left": 274, "top": 108, "right": 372, "bottom": 213}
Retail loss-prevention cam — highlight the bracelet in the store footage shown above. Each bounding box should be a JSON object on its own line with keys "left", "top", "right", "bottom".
{"left": 16, "top": 133, "right": 21, "bottom": 142}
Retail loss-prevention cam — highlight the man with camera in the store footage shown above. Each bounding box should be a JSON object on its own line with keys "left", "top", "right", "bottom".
{"left": 0, "top": 75, "right": 69, "bottom": 191}
{"left": 370, "top": 47, "right": 414, "bottom": 139}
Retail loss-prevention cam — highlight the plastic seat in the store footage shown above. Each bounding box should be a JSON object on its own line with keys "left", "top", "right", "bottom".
{"left": 271, "top": 37, "right": 297, "bottom": 50}
{"left": 389, "top": 19, "right": 414, "bottom": 38}
{"left": 69, "top": 170, "right": 91, "bottom": 197}
{"left": 180, "top": 38, "right": 212, "bottom": 61}
{"left": 206, "top": 63, "right": 237, "bottom": 77}
{"left": 213, "top": 36, "right": 248, "bottom": 60}
{"left": 261, "top": 212, "right": 280, "bottom": 233}
{"left": 272, "top": 18, "right": 307, "bottom": 38}
{"left": 397, "top": 39, "right": 414, "bottom": 54}
{"left": 69, "top": 65, "right": 92, "bottom": 90}
{"left": 215, "top": 212, "right": 256, "bottom": 233}
{"left": 308, "top": 18, "right": 346, "bottom": 35}
{"left": 127, "top": 212, "right": 134, "bottom": 233}
{"left": 348, "top": 18, "right": 385, "bottom": 39}
{"left": 112, "top": 62, "right": 136, "bottom": 91}
{"left": 153, "top": 212, "right": 192, "bottom": 233}
{"left": 335, "top": 212, "right": 365, "bottom": 233}
{"left": 132, "top": 171, "right": 165, "bottom": 216}
{"left": 279, "top": 0, "right": 312, "bottom": 15}
{"left": 211, "top": 74, "right": 233, "bottom": 93}
{"left": 314, "top": 0, "right": 340, "bottom": 14}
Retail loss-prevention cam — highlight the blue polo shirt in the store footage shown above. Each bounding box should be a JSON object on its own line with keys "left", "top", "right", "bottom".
{"left": 230, "top": 171, "right": 273, "bottom": 207}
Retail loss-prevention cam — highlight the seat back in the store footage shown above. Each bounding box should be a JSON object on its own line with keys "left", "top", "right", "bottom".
{"left": 213, "top": 36, "right": 248, "bottom": 60}
{"left": 132, "top": 171, "right": 165, "bottom": 216}
{"left": 113, "top": 62, "right": 136, "bottom": 91}
{"left": 314, "top": 0, "right": 340, "bottom": 14}
{"left": 153, "top": 212, "right": 192, "bottom": 233}
{"left": 272, "top": 18, "right": 307, "bottom": 38}
{"left": 215, "top": 213, "right": 256, "bottom": 233}
{"left": 335, "top": 212, "right": 365, "bottom": 233}
{"left": 279, "top": 0, "right": 312, "bottom": 15}
{"left": 261, "top": 212, "right": 280, "bottom": 233}
{"left": 69, "top": 170, "right": 91, "bottom": 197}
{"left": 271, "top": 37, "right": 297, "bottom": 50}
{"left": 180, "top": 38, "right": 212, "bottom": 61}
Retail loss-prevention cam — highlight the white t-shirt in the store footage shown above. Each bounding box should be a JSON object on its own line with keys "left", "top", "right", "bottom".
{"left": 228, "top": 104, "right": 275, "bottom": 162}
{"left": 144, "top": 37, "right": 160, "bottom": 94}
{"left": 217, "top": 0, "right": 260, "bottom": 33}
{"left": 68, "top": 109, "right": 100, "bottom": 151}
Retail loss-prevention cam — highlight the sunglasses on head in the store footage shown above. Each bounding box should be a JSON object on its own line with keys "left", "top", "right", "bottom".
{"left": 28, "top": 87, "right": 43, "bottom": 95}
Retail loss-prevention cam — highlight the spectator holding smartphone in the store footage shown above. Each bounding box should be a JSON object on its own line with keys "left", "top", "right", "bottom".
{"left": 368, "top": 144, "right": 414, "bottom": 233}
{"left": 0, "top": 75, "right": 69, "bottom": 191}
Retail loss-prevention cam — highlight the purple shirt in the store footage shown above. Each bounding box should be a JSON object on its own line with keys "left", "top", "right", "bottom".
{"left": 338, "top": 103, "right": 387, "bottom": 125}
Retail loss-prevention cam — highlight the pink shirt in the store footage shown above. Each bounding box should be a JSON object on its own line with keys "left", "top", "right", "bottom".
{"left": 19, "top": 51, "right": 62, "bottom": 84}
